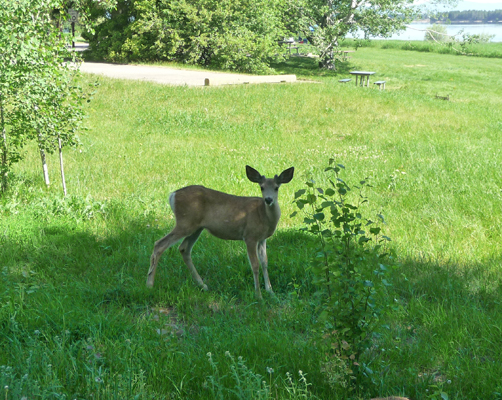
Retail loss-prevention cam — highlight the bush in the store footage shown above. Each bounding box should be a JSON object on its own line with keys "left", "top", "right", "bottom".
{"left": 84, "top": 0, "right": 291, "bottom": 74}
{"left": 424, "top": 24, "right": 451, "bottom": 42}
{"left": 292, "top": 160, "right": 399, "bottom": 393}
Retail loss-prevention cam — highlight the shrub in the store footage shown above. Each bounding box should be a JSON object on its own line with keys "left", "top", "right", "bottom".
{"left": 84, "top": 0, "right": 291, "bottom": 74}
{"left": 424, "top": 24, "right": 451, "bottom": 43}
{"left": 292, "top": 160, "right": 399, "bottom": 393}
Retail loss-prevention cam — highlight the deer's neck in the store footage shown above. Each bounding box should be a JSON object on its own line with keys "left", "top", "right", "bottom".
{"left": 264, "top": 202, "right": 281, "bottom": 232}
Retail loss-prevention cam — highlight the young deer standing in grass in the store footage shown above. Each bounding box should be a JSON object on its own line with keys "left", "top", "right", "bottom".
{"left": 147, "top": 165, "right": 294, "bottom": 299}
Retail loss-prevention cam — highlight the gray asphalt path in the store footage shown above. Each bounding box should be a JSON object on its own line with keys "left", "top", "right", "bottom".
{"left": 79, "top": 61, "right": 296, "bottom": 87}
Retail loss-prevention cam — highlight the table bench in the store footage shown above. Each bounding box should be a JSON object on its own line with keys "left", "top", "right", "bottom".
{"left": 374, "top": 81, "right": 386, "bottom": 90}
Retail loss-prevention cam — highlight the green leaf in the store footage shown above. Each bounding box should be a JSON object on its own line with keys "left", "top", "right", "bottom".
{"left": 370, "top": 227, "right": 381, "bottom": 235}
{"left": 313, "top": 213, "right": 325, "bottom": 221}
{"left": 294, "top": 189, "right": 306, "bottom": 199}
{"left": 306, "top": 194, "right": 317, "bottom": 204}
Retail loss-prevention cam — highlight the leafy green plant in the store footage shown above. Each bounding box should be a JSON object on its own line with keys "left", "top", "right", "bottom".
{"left": 0, "top": 0, "right": 87, "bottom": 194}
{"left": 205, "top": 352, "right": 316, "bottom": 400}
{"left": 292, "top": 160, "right": 398, "bottom": 390}
{"left": 84, "top": 0, "right": 292, "bottom": 74}
{"left": 424, "top": 24, "right": 451, "bottom": 43}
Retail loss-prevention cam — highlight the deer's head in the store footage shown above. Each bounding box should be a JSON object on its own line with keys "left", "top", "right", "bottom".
{"left": 246, "top": 165, "right": 294, "bottom": 206}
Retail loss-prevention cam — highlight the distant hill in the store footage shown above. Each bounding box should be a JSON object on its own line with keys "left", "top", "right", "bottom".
{"left": 430, "top": 9, "right": 502, "bottom": 23}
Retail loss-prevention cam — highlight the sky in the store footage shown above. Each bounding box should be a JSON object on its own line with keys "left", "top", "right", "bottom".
{"left": 419, "top": 0, "right": 502, "bottom": 11}
{"left": 451, "top": 0, "right": 502, "bottom": 10}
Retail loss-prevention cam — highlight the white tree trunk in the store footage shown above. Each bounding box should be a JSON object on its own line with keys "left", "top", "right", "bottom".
{"left": 38, "top": 132, "right": 50, "bottom": 186}
{"left": 58, "top": 134, "right": 67, "bottom": 196}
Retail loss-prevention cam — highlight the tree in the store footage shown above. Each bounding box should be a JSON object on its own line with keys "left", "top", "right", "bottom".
{"left": 0, "top": 0, "right": 86, "bottom": 194}
{"left": 81, "top": 0, "right": 294, "bottom": 73}
{"left": 298, "top": 0, "right": 417, "bottom": 69}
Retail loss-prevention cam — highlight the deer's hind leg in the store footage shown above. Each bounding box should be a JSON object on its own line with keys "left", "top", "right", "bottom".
{"left": 178, "top": 228, "right": 207, "bottom": 291}
{"left": 147, "top": 226, "right": 187, "bottom": 287}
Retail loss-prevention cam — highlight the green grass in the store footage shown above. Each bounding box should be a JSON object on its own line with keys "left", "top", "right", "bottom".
{"left": 347, "top": 38, "right": 502, "bottom": 58}
{"left": 1, "top": 45, "right": 502, "bottom": 399}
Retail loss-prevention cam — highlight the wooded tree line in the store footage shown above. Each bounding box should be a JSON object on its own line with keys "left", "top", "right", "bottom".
{"left": 432, "top": 9, "right": 502, "bottom": 23}
{"left": 79, "top": 0, "right": 416, "bottom": 72}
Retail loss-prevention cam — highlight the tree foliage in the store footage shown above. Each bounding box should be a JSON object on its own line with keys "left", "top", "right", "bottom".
{"left": 0, "top": 0, "right": 86, "bottom": 193}
{"left": 82, "top": 0, "right": 294, "bottom": 73}
{"left": 434, "top": 9, "right": 502, "bottom": 23}
{"left": 298, "top": 0, "right": 417, "bottom": 69}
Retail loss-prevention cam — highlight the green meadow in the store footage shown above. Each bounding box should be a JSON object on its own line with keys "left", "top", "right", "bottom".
{"left": 1, "top": 44, "right": 501, "bottom": 399}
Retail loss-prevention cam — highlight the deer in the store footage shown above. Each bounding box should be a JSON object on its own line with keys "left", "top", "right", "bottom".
{"left": 147, "top": 165, "right": 294, "bottom": 299}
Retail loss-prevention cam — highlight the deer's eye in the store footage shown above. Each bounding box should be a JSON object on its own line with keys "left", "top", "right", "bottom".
{"left": 260, "top": 186, "right": 264, "bottom": 191}
{"left": 274, "top": 187, "right": 279, "bottom": 192}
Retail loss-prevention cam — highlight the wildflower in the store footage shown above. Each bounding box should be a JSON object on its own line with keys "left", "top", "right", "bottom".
{"left": 266, "top": 367, "right": 274, "bottom": 374}
{"left": 447, "top": 380, "right": 452, "bottom": 384}
{"left": 34, "top": 330, "right": 40, "bottom": 335}
{"left": 95, "top": 377, "right": 102, "bottom": 383}
{"left": 225, "top": 351, "right": 231, "bottom": 357}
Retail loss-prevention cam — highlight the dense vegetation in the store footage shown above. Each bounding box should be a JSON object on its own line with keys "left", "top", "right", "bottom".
{"left": 432, "top": 9, "right": 502, "bottom": 23}
{"left": 1, "top": 44, "right": 502, "bottom": 399}
{"left": 349, "top": 38, "right": 502, "bottom": 58}
{"left": 80, "top": 0, "right": 417, "bottom": 72}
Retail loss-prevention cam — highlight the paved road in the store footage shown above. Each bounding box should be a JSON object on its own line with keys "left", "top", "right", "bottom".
{"left": 79, "top": 61, "right": 296, "bottom": 87}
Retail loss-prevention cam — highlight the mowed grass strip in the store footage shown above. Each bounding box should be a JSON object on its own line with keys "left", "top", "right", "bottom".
{"left": 1, "top": 45, "right": 501, "bottom": 399}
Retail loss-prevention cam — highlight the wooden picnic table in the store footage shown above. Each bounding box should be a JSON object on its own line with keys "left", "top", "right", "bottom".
{"left": 279, "top": 38, "right": 299, "bottom": 55}
{"left": 350, "top": 71, "right": 376, "bottom": 87}
{"left": 342, "top": 50, "right": 355, "bottom": 60}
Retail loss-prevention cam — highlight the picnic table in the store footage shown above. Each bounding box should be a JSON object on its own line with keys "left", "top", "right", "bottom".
{"left": 279, "top": 38, "right": 299, "bottom": 55}
{"left": 341, "top": 50, "right": 355, "bottom": 60}
{"left": 350, "top": 71, "right": 375, "bottom": 87}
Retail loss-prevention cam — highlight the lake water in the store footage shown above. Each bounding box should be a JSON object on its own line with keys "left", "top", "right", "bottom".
{"left": 349, "top": 23, "right": 502, "bottom": 42}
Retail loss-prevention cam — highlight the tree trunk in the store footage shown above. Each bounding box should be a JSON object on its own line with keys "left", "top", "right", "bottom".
{"left": 58, "top": 133, "right": 67, "bottom": 196}
{"left": 0, "top": 97, "right": 8, "bottom": 193}
{"left": 38, "top": 132, "right": 50, "bottom": 187}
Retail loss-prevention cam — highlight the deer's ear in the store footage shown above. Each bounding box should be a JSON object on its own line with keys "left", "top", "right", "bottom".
{"left": 246, "top": 165, "right": 264, "bottom": 183}
{"left": 276, "top": 167, "right": 294, "bottom": 184}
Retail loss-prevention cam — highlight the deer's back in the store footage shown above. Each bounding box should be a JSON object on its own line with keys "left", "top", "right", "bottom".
{"left": 171, "top": 185, "right": 273, "bottom": 241}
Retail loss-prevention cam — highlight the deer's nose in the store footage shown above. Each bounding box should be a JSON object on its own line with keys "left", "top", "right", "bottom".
{"left": 264, "top": 197, "right": 274, "bottom": 205}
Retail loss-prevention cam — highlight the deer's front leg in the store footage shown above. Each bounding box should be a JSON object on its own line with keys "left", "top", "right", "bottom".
{"left": 257, "top": 240, "right": 273, "bottom": 293}
{"left": 245, "top": 239, "right": 262, "bottom": 300}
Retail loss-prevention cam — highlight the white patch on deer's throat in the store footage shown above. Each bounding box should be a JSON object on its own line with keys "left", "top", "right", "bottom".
{"left": 169, "top": 192, "right": 176, "bottom": 213}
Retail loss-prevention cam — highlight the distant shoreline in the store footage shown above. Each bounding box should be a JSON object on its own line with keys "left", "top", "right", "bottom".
{"left": 413, "top": 19, "right": 502, "bottom": 24}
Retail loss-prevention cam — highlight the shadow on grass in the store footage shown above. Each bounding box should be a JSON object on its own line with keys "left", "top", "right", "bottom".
{"left": 2, "top": 206, "right": 502, "bottom": 399}
{"left": 272, "top": 55, "right": 354, "bottom": 78}
{"left": 0, "top": 211, "right": 314, "bottom": 307}
{"left": 2, "top": 206, "right": 501, "bottom": 315}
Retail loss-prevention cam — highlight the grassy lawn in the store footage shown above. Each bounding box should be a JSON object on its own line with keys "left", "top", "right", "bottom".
{"left": 1, "top": 44, "right": 502, "bottom": 399}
